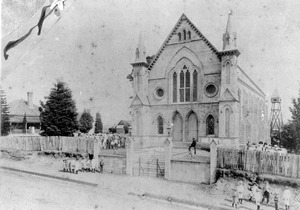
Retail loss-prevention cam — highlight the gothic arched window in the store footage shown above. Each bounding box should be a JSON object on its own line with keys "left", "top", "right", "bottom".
{"left": 180, "top": 70, "right": 184, "bottom": 102}
{"left": 178, "top": 33, "right": 181, "bottom": 41}
{"left": 193, "top": 70, "right": 197, "bottom": 101}
{"left": 172, "top": 66, "right": 198, "bottom": 103}
{"left": 183, "top": 30, "right": 186, "bottom": 40}
{"left": 157, "top": 116, "right": 164, "bottom": 134}
{"left": 225, "top": 62, "right": 230, "bottom": 84}
{"left": 185, "top": 70, "right": 190, "bottom": 102}
{"left": 206, "top": 115, "right": 214, "bottom": 135}
{"left": 173, "top": 72, "right": 177, "bottom": 103}
{"left": 188, "top": 31, "right": 191, "bottom": 39}
{"left": 225, "top": 108, "right": 230, "bottom": 137}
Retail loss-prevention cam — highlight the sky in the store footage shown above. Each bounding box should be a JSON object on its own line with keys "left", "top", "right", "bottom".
{"left": 1, "top": 0, "right": 300, "bottom": 127}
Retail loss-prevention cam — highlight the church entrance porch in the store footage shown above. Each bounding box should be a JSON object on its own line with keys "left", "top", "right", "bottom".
{"left": 186, "top": 112, "right": 198, "bottom": 142}
{"left": 173, "top": 112, "right": 183, "bottom": 142}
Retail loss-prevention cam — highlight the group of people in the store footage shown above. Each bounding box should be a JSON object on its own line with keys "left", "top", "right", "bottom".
{"left": 247, "top": 141, "right": 288, "bottom": 154}
{"left": 232, "top": 179, "right": 296, "bottom": 210}
{"left": 77, "top": 133, "right": 126, "bottom": 150}
{"left": 62, "top": 157, "right": 104, "bottom": 174}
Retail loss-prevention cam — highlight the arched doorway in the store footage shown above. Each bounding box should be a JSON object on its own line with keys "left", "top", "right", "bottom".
{"left": 186, "top": 112, "right": 198, "bottom": 141}
{"left": 173, "top": 112, "right": 183, "bottom": 142}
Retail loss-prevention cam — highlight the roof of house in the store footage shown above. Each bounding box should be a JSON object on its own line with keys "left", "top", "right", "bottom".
{"left": 8, "top": 99, "right": 40, "bottom": 123}
{"left": 116, "top": 120, "right": 131, "bottom": 126}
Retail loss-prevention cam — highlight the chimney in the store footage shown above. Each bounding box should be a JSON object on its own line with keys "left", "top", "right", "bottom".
{"left": 27, "top": 92, "right": 33, "bottom": 109}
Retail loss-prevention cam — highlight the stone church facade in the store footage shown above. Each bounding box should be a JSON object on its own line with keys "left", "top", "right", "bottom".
{"left": 128, "top": 13, "right": 269, "bottom": 148}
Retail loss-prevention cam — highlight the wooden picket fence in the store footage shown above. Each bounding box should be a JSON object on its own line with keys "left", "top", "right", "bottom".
{"left": 217, "top": 148, "right": 300, "bottom": 179}
{"left": 0, "top": 136, "right": 95, "bottom": 154}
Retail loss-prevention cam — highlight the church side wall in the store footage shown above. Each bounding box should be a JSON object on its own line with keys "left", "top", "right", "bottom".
{"left": 237, "top": 75, "right": 269, "bottom": 145}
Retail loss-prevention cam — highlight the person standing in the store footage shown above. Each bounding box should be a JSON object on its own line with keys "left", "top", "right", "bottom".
{"left": 249, "top": 182, "right": 258, "bottom": 202}
{"left": 75, "top": 157, "right": 81, "bottom": 174}
{"left": 283, "top": 186, "right": 291, "bottom": 210}
{"left": 274, "top": 191, "right": 279, "bottom": 210}
{"left": 91, "top": 157, "right": 97, "bottom": 173}
{"left": 70, "top": 157, "right": 76, "bottom": 173}
{"left": 262, "top": 181, "right": 271, "bottom": 205}
{"left": 237, "top": 181, "right": 244, "bottom": 204}
{"left": 188, "top": 138, "right": 197, "bottom": 156}
{"left": 254, "top": 188, "right": 262, "bottom": 210}
{"left": 99, "top": 158, "right": 104, "bottom": 173}
{"left": 232, "top": 188, "right": 239, "bottom": 209}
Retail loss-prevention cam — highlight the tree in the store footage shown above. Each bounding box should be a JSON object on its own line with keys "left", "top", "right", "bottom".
{"left": 23, "top": 113, "right": 27, "bottom": 133}
{"left": 1, "top": 87, "right": 10, "bottom": 136}
{"left": 94, "top": 112, "right": 103, "bottom": 134}
{"left": 39, "top": 80, "right": 78, "bottom": 136}
{"left": 108, "top": 127, "right": 116, "bottom": 133}
{"left": 289, "top": 92, "right": 300, "bottom": 153}
{"left": 79, "top": 109, "right": 94, "bottom": 133}
{"left": 279, "top": 91, "right": 300, "bottom": 153}
{"left": 279, "top": 123, "right": 297, "bottom": 152}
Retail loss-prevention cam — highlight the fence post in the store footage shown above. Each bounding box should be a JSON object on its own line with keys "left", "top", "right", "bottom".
{"left": 210, "top": 139, "right": 218, "bottom": 184}
{"left": 126, "top": 136, "right": 134, "bottom": 176}
{"left": 164, "top": 137, "right": 173, "bottom": 180}
{"left": 93, "top": 137, "right": 99, "bottom": 165}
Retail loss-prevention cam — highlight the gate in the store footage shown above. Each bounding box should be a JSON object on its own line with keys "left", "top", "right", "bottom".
{"left": 134, "top": 157, "right": 165, "bottom": 178}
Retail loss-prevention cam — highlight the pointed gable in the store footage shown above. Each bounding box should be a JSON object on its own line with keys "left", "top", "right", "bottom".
{"left": 130, "top": 93, "right": 150, "bottom": 106}
{"left": 148, "top": 14, "right": 219, "bottom": 71}
{"left": 219, "top": 88, "right": 238, "bottom": 102}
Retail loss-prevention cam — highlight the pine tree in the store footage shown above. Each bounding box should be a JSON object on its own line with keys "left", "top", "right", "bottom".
{"left": 39, "top": 80, "right": 78, "bottom": 136}
{"left": 23, "top": 113, "right": 27, "bottom": 133}
{"left": 79, "top": 109, "right": 94, "bottom": 133}
{"left": 289, "top": 92, "right": 300, "bottom": 153}
{"left": 280, "top": 91, "right": 300, "bottom": 153}
{"left": 1, "top": 87, "right": 10, "bottom": 136}
{"left": 94, "top": 112, "right": 103, "bottom": 134}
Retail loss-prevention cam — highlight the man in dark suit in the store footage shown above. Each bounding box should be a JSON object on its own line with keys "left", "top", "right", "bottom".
{"left": 189, "top": 138, "right": 197, "bottom": 155}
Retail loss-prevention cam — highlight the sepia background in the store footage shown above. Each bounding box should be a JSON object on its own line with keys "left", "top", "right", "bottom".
{"left": 1, "top": 0, "right": 300, "bottom": 127}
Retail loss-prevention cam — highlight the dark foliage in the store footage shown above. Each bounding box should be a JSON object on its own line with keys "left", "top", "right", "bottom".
{"left": 79, "top": 109, "right": 94, "bottom": 133}
{"left": 94, "top": 112, "right": 103, "bottom": 134}
{"left": 39, "top": 80, "right": 78, "bottom": 136}
{"left": 1, "top": 87, "right": 10, "bottom": 136}
{"left": 108, "top": 127, "right": 116, "bottom": 133}
{"left": 279, "top": 92, "right": 300, "bottom": 153}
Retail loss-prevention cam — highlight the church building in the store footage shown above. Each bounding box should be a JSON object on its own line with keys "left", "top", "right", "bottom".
{"left": 128, "top": 12, "right": 269, "bottom": 148}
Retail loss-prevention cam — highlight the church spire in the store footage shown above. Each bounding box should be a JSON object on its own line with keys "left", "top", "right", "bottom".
{"left": 135, "top": 31, "right": 147, "bottom": 63}
{"left": 222, "top": 10, "right": 237, "bottom": 50}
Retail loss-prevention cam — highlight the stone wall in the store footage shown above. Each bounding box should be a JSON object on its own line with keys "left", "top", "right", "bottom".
{"left": 98, "top": 154, "right": 126, "bottom": 174}
{"left": 170, "top": 159, "right": 210, "bottom": 183}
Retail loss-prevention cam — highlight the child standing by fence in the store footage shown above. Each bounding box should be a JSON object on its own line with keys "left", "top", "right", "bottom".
{"left": 232, "top": 188, "right": 239, "bottom": 209}
{"left": 262, "top": 181, "right": 271, "bottom": 205}
{"left": 274, "top": 191, "right": 279, "bottom": 210}
{"left": 283, "top": 186, "right": 291, "bottom": 210}
{"left": 99, "top": 158, "right": 104, "bottom": 173}
{"left": 254, "top": 188, "right": 262, "bottom": 210}
{"left": 237, "top": 181, "right": 244, "bottom": 204}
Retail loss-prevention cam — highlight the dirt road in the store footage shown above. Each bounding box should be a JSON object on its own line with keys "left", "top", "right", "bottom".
{"left": 0, "top": 169, "right": 201, "bottom": 210}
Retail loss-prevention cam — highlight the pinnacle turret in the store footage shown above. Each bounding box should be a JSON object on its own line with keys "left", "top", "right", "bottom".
{"left": 135, "top": 31, "right": 147, "bottom": 63}
{"left": 222, "top": 10, "right": 237, "bottom": 50}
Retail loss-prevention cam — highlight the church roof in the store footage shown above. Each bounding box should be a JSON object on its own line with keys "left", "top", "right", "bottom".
{"left": 148, "top": 13, "right": 240, "bottom": 71}
{"left": 148, "top": 14, "right": 219, "bottom": 70}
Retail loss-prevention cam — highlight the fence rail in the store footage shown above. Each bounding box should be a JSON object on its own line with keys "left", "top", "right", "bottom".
{"left": 0, "top": 136, "right": 95, "bottom": 154}
{"left": 217, "top": 148, "right": 300, "bottom": 179}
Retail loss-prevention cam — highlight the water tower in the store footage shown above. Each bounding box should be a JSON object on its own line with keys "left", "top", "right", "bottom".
{"left": 269, "top": 89, "right": 283, "bottom": 146}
